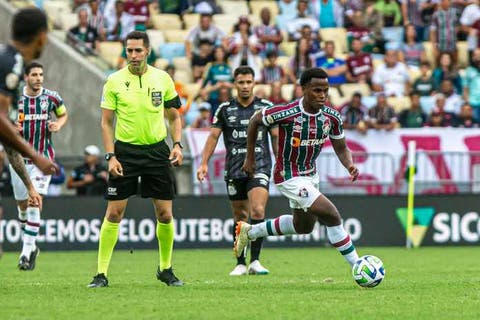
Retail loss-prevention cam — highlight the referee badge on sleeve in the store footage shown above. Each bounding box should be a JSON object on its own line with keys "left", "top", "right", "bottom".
{"left": 151, "top": 91, "right": 162, "bottom": 107}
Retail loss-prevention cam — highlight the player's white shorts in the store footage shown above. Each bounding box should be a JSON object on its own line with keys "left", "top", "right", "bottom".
{"left": 9, "top": 164, "right": 52, "bottom": 200}
{"left": 276, "top": 174, "right": 321, "bottom": 212}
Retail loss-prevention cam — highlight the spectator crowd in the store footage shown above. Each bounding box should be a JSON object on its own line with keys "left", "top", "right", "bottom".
{"left": 3, "top": 0, "right": 480, "bottom": 198}
{"left": 57, "top": 0, "right": 480, "bottom": 130}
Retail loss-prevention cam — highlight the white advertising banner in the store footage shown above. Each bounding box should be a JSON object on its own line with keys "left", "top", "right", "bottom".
{"left": 185, "top": 128, "right": 480, "bottom": 195}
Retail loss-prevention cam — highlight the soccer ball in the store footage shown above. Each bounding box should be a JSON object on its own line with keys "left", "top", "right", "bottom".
{"left": 352, "top": 255, "right": 385, "bottom": 288}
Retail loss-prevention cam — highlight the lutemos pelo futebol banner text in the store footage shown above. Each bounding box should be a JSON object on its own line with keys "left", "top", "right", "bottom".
{"left": 0, "top": 195, "right": 479, "bottom": 251}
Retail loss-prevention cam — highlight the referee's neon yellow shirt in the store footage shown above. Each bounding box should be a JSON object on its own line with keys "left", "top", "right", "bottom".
{"left": 101, "top": 65, "right": 179, "bottom": 145}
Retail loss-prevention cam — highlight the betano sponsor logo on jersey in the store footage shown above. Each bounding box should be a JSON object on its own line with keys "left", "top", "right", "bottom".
{"left": 291, "top": 137, "right": 327, "bottom": 147}
{"left": 19, "top": 113, "right": 49, "bottom": 121}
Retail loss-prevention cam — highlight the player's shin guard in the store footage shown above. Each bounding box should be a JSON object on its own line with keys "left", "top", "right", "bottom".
{"left": 157, "top": 220, "right": 174, "bottom": 271}
{"left": 327, "top": 225, "right": 359, "bottom": 266}
{"left": 233, "top": 222, "right": 246, "bottom": 265}
{"left": 97, "top": 219, "right": 119, "bottom": 275}
{"left": 249, "top": 215, "right": 297, "bottom": 239}
{"left": 21, "top": 207, "right": 40, "bottom": 258}
{"left": 249, "top": 219, "right": 264, "bottom": 262}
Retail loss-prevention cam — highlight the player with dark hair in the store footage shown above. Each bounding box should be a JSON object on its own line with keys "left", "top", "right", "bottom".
{"left": 88, "top": 31, "right": 184, "bottom": 288}
{"left": 0, "top": 8, "right": 57, "bottom": 215}
{"left": 197, "top": 66, "right": 278, "bottom": 276}
{"left": 13, "top": 62, "right": 68, "bottom": 270}
{"left": 237, "top": 68, "right": 361, "bottom": 276}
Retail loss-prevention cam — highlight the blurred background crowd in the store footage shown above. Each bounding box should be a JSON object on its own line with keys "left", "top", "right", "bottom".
{"left": 3, "top": 0, "right": 480, "bottom": 196}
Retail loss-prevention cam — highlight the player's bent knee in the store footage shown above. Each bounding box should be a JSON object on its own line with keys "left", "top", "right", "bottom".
{"left": 250, "top": 204, "right": 265, "bottom": 219}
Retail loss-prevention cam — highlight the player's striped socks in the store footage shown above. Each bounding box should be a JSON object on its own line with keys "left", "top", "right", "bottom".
{"left": 97, "top": 219, "right": 119, "bottom": 275}
{"left": 21, "top": 207, "right": 40, "bottom": 258}
{"left": 157, "top": 220, "right": 174, "bottom": 271}
{"left": 17, "top": 207, "right": 27, "bottom": 232}
{"left": 249, "top": 218, "right": 264, "bottom": 262}
{"left": 248, "top": 215, "right": 297, "bottom": 239}
{"left": 326, "top": 225, "right": 359, "bottom": 266}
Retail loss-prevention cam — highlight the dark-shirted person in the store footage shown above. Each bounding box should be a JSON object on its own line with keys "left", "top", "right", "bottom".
{"left": 67, "top": 145, "right": 108, "bottom": 196}
{"left": 0, "top": 8, "right": 57, "bottom": 218}
{"left": 340, "top": 92, "right": 369, "bottom": 134}
{"left": 398, "top": 92, "right": 427, "bottom": 128}
{"left": 197, "top": 66, "right": 278, "bottom": 276}
{"left": 368, "top": 93, "right": 398, "bottom": 130}
{"left": 88, "top": 31, "right": 184, "bottom": 288}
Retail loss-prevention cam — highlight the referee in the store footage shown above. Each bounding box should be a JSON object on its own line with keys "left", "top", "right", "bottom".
{"left": 88, "top": 31, "right": 184, "bottom": 287}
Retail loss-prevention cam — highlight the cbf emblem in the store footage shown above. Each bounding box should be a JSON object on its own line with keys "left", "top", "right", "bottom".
{"left": 151, "top": 91, "right": 162, "bottom": 107}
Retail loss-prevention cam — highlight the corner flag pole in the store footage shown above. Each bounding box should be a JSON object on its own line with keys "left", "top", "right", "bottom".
{"left": 406, "top": 141, "right": 416, "bottom": 249}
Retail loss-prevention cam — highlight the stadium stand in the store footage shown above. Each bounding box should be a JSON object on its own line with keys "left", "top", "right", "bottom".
{"left": 212, "top": 14, "right": 238, "bottom": 35}
{"left": 159, "top": 42, "right": 186, "bottom": 61}
{"left": 221, "top": 0, "right": 249, "bottom": 16}
{"left": 250, "top": 0, "right": 280, "bottom": 18}
{"left": 151, "top": 14, "right": 182, "bottom": 30}
{"left": 97, "top": 41, "right": 123, "bottom": 68}
{"left": 163, "top": 29, "right": 190, "bottom": 43}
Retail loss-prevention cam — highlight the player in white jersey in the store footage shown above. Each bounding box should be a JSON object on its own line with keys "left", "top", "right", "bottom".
{"left": 12, "top": 62, "right": 68, "bottom": 270}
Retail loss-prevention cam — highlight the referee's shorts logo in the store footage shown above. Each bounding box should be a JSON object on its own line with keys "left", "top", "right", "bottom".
{"left": 107, "top": 187, "right": 117, "bottom": 195}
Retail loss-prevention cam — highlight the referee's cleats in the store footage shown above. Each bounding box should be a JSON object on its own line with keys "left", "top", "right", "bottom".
{"left": 87, "top": 273, "right": 109, "bottom": 288}
{"left": 18, "top": 256, "right": 29, "bottom": 270}
{"left": 27, "top": 247, "right": 40, "bottom": 271}
{"left": 156, "top": 267, "right": 184, "bottom": 286}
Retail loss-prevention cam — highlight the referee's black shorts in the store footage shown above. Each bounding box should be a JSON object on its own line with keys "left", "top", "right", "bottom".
{"left": 106, "top": 140, "right": 176, "bottom": 200}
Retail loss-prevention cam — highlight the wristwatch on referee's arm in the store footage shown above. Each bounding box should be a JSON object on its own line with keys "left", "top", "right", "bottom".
{"left": 105, "top": 152, "right": 115, "bottom": 161}
{"left": 173, "top": 141, "right": 184, "bottom": 149}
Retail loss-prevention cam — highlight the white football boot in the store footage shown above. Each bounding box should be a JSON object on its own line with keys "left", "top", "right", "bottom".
{"left": 229, "top": 264, "right": 247, "bottom": 276}
{"left": 248, "top": 260, "right": 269, "bottom": 275}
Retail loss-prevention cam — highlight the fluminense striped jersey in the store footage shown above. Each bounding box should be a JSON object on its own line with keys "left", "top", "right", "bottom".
{"left": 17, "top": 87, "right": 66, "bottom": 160}
{"left": 262, "top": 98, "right": 344, "bottom": 184}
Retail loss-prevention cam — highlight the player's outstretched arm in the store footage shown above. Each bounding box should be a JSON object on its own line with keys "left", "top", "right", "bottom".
{"left": 242, "top": 111, "right": 263, "bottom": 176}
{"left": 331, "top": 138, "right": 359, "bottom": 182}
{"left": 196, "top": 127, "right": 221, "bottom": 182}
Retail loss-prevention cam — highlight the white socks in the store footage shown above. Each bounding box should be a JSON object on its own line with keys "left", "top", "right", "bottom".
{"left": 248, "top": 215, "right": 297, "bottom": 239}
{"left": 326, "top": 225, "right": 359, "bottom": 266}
{"left": 20, "top": 207, "right": 40, "bottom": 258}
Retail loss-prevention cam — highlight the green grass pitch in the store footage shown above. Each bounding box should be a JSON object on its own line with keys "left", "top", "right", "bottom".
{"left": 1, "top": 247, "right": 479, "bottom": 320}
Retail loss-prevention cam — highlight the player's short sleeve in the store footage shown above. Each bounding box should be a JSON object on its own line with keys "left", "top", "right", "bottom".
{"left": 262, "top": 104, "right": 292, "bottom": 126}
{"left": 328, "top": 110, "right": 345, "bottom": 140}
{"left": 211, "top": 102, "right": 227, "bottom": 129}
{"left": 163, "top": 73, "right": 181, "bottom": 109}
{"left": 100, "top": 77, "right": 116, "bottom": 110}
{"left": 0, "top": 57, "right": 19, "bottom": 98}
{"left": 51, "top": 91, "right": 67, "bottom": 116}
